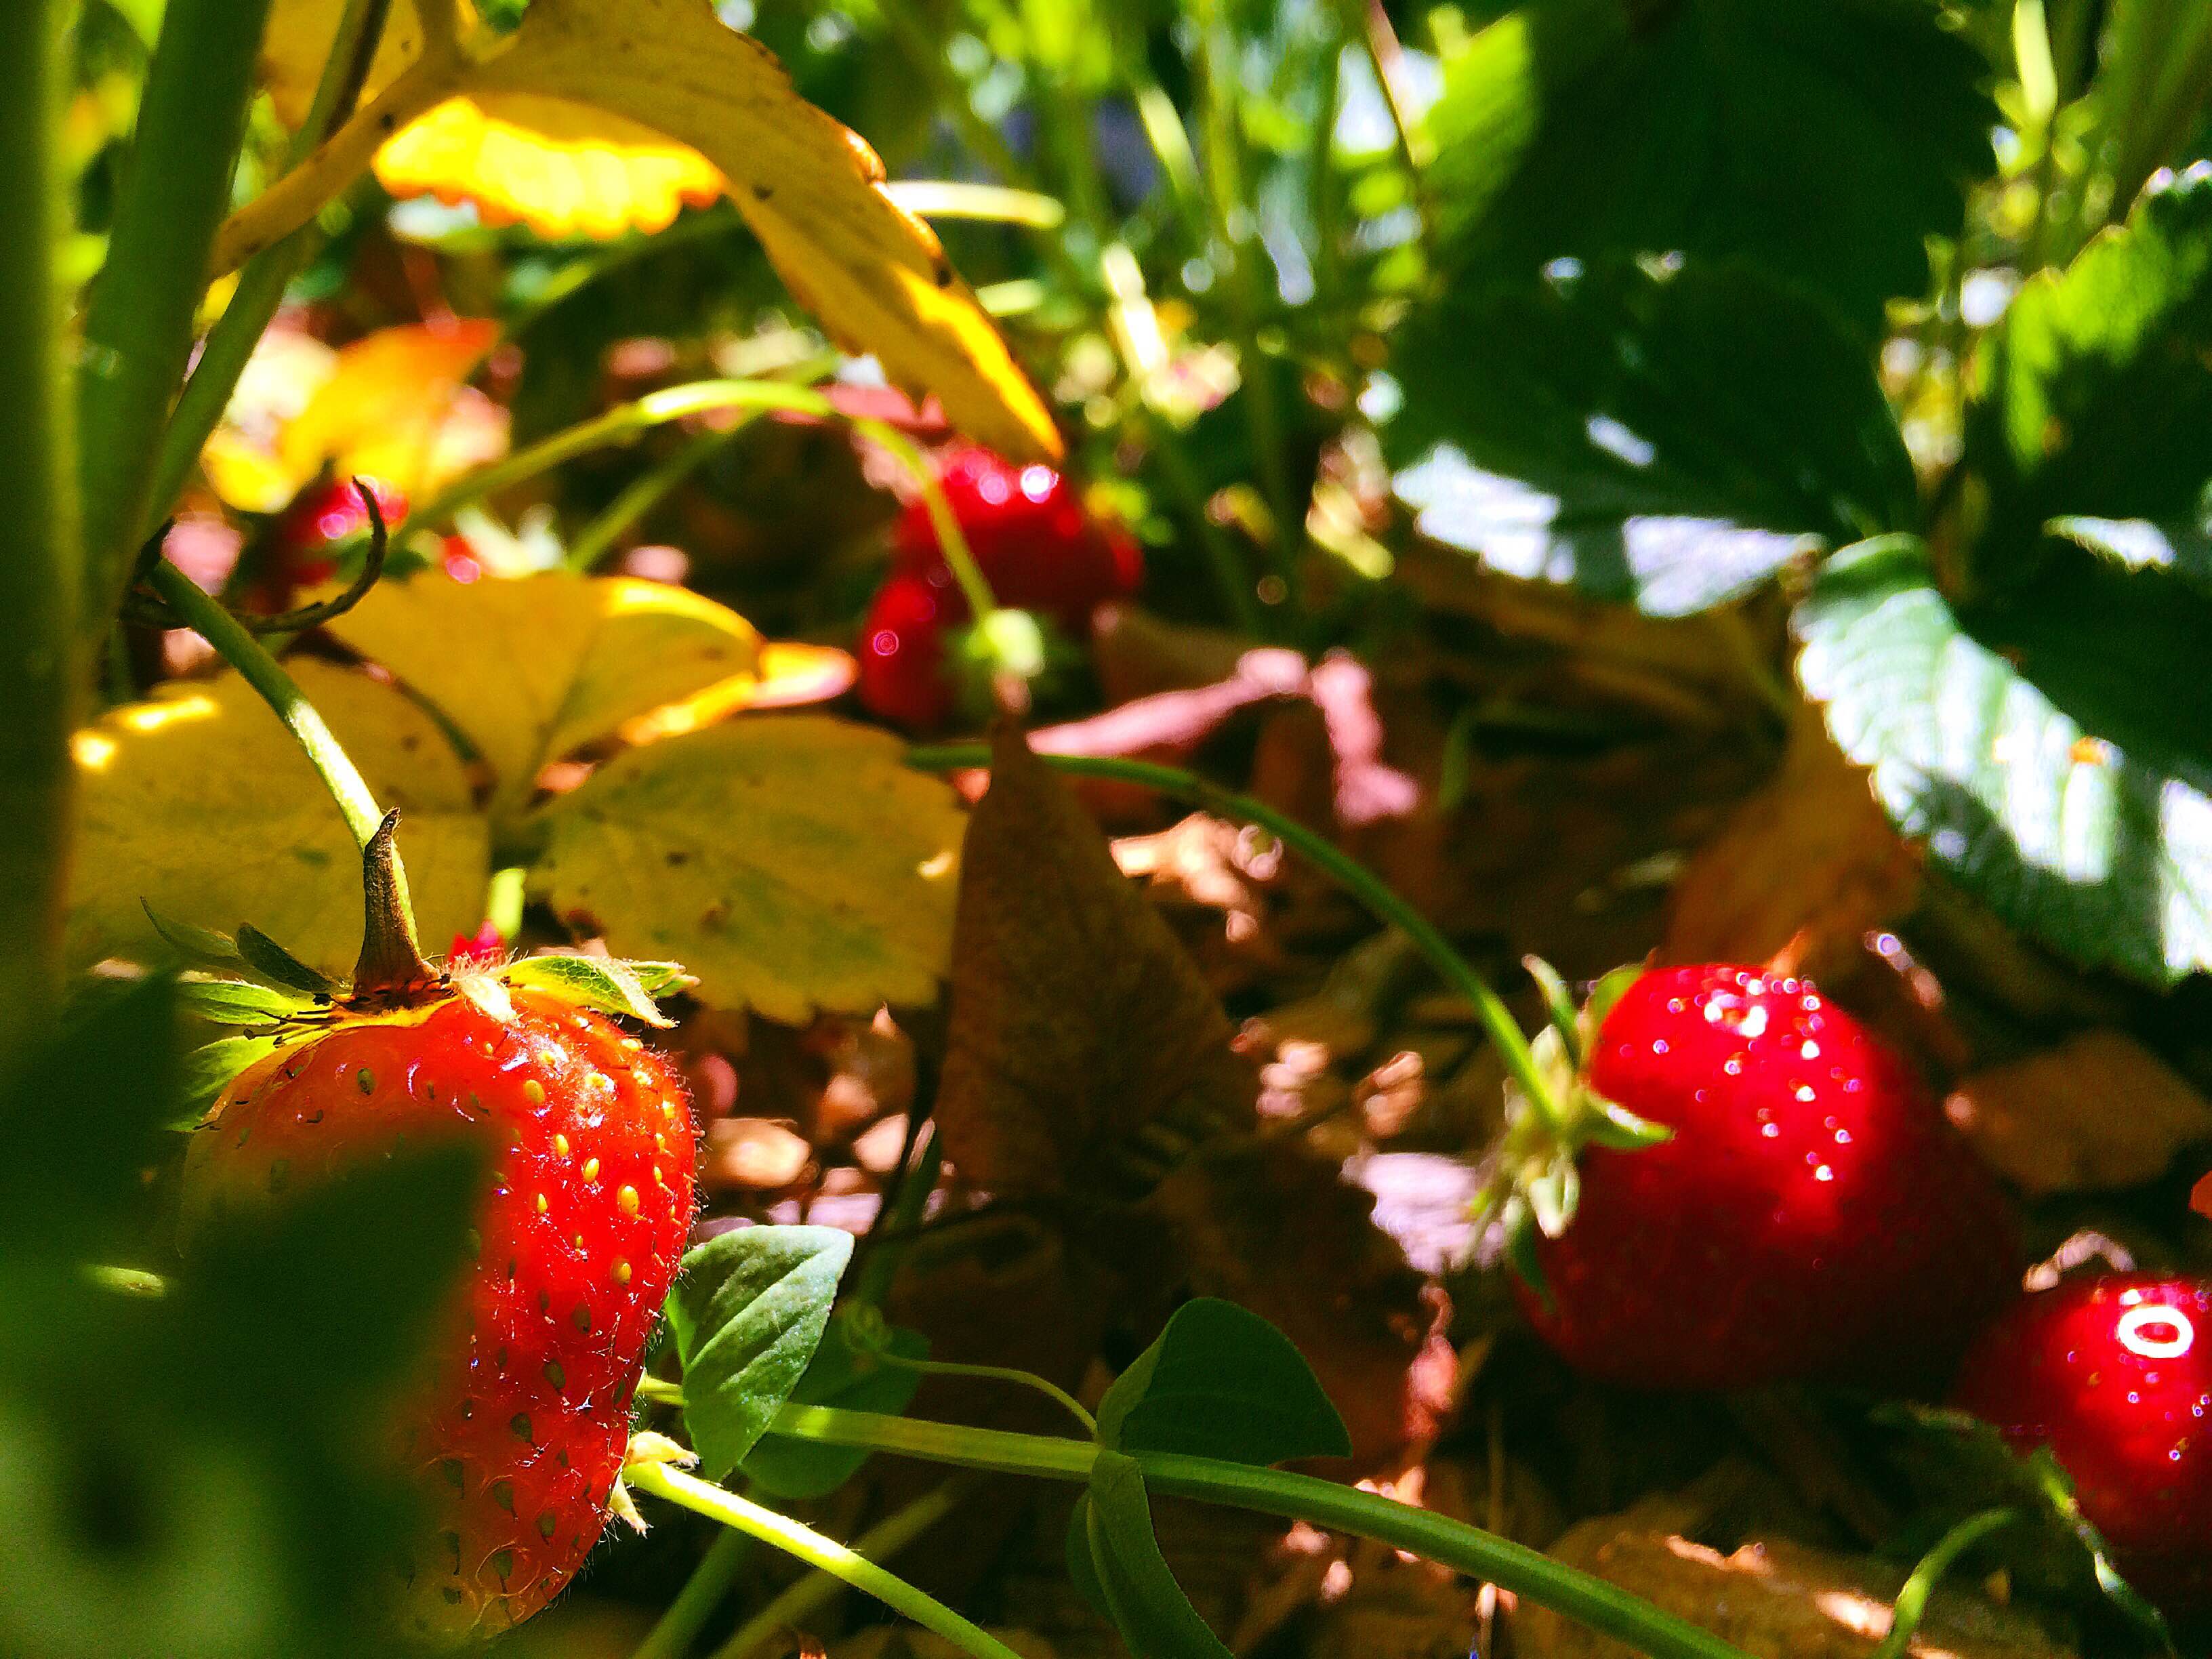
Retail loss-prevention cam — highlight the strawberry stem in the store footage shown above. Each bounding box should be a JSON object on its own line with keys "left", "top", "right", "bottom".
{"left": 143, "top": 554, "right": 437, "bottom": 998}
{"left": 349, "top": 810, "right": 438, "bottom": 1000}
{"left": 903, "top": 744, "right": 1565, "bottom": 1127}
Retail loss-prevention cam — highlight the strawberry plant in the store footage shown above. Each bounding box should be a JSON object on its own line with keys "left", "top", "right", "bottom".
{"left": 14, "top": 0, "right": 2212, "bottom": 1654}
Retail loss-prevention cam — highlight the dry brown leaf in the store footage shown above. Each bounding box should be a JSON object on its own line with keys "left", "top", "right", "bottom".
{"left": 1663, "top": 701, "right": 1921, "bottom": 979}
{"left": 1944, "top": 1029, "right": 2212, "bottom": 1197}
{"left": 1146, "top": 1138, "right": 1454, "bottom": 1465}
{"left": 1519, "top": 1504, "right": 2073, "bottom": 1658}
{"left": 935, "top": 724, "right": 1256, "bottom": 1196}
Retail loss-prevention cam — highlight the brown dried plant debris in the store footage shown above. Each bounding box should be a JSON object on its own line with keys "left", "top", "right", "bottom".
{"left": 935, "top": 723, "right": 1258, "bottom": 1199}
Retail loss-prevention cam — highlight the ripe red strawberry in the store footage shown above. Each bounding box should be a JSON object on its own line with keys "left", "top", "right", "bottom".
{"left": 273, "top": 474, "right": 411, "bottom": 590}
{"left": 859, "top": 447, "right": 1140, "bottom": 729}
{"left": 855, "top": 570, "right": 958, "bottom": 729}
{"left": 182, "top": 984, "right": 696, "bottom": 1637}
{"left": 890, "top": 445, "right": 1142, "bottom": 628}
{"left": 1504, "top": 963, "right": 2020, "bottom": 1391}
{"left": 1955, "top": 1274, "right": 2212, "bottom": 1618}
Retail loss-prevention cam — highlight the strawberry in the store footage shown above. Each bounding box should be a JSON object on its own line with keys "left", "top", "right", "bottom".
{"left": 1954, "top": 1274, "right": 2212, "bottom": 1619}
{"left": 178, "top": 826, "right": 695, "bottom": 1638}
{"left": 1496, "top": 963, "right": 2020, "bottom": 1391}
{"left": 858, "top": 446, "right": 1140, "bottom": 729}
{"left": 272, "top": 474, "right": 410, "bottom": 592}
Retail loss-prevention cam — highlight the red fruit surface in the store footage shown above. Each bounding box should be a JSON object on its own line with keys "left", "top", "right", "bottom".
{"left": 891, "top": 445, "right": 1142, "bottom": 629}
{"left": 181, "top": 989, "right": 696, "bottom": 1638}
{"left": 1956, "top": 1274, "right": 2212, "bottom": 1618}
{"left": 1517, "top": 964, "right": 2021, "bottom": 1391}
{"left": 855, "top": 570, "right": 957, "bottom": 729}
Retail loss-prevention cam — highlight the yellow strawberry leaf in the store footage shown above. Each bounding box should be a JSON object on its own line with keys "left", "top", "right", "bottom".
{"left": 260, "top": 0, "right": 440, "bottom": 127}
{"left": 201, "top": 323, "right": 341, "bottom": 512}
{"left": 277, "top": 320, "right": 508, "bottom": 501}
{"left": 376, "top": 94, "right": 724, "bottom": 241}
{"left": 527, "top": 716, "right": 964, "bottom": 1021}
{"left": 250, "top": 0, "right": 1059, "bottom": 461}
{"left": 324, "top": 572, "right": 770, "bottom": 825}
{"left": 474, "top": 0, "right": 1059, "bottom": 461}
{"left": 68, "top": 659, "right": 490, "bottom": 978}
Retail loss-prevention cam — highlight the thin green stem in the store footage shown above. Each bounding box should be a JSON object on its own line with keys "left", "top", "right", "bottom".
{"left": 1147, "top": 424, "right": 1265, "bottom": 635}
{"left": 876, "top": 1353, "right": 1098, "bottom": 1437}
{"left": 1870, "top": 1509, "right": 2018, "bottom": 1659}
{"left": 632, "top": 1530, "right": 749, "bottom": 1659}
{"left": 0, "top": 0, "right": 81, "bottom": 1059}
{"left": 623, "top": 1462, "right": 1025, "bottom": 1659}
{"left": 77, "top": 0, "right": 276, "bottom": 646}
{"left": 145, "top": 0, "right": 396, "bottom": 530}
{"left": 901, "top": 746, "right": 1554, "bottom": 1129}
{"left": 760, "top": 1408, "right": 1755, "bottom": 1659}
{"left": 145, "top": 560, "right": 388, "bottom": 853}
{"left": 883, "top": 181, "right": 1068, "bottom": 228}
{"left": 565, "top": 424, "right": 757, "bottom": 574}
{"left": 708, "top": 1476, "right": 977, "bottom": 1659}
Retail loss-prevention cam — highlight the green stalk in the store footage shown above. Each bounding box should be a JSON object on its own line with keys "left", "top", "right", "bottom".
{"left": 146, "top": 561, "right": 388, "bottom": 856}
{"left": 0, "top": 0, "right": 81, "bottom": 1060}
{"left": 875, "top": 1353, "right": 1098, "bottom": 1436}
{"left": 708, "top": 1476, "right": 977, "bottom": 1659}
{"left": 632, "top": 1530, "right": 749, "bottom": 1659}
{"left": 623, "top": 1462, "right": 1025, "bottom": 1659}
{"left": 77, "top": 0, "right": 276, "bottom": 644}
{"left": 1869, "top": 1509, "right": 2018, "bottom": 1659}
{"left": 903, "top": 745, "right": 1557, "bottom": 1132}
{"left": 761, "top": 1407, "right": 1755, "bottom": 1659}
{"left": 565, "top": 423, "right": 761, "bottom": 574}
{"left": 145, "top": 0, "right": 396, "bottom": 529}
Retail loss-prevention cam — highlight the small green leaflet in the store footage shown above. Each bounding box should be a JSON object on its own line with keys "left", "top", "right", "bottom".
{"left": 500, "top": 953, "right": 682, "bottom": 1026}
{"left": 177, "top": 1035, "right": 286, "bottom": 1126}
{"left": 1097, "top": 1298, "right": 1349, "bottom": 1466}
{"left": 1796, "top": 536, "right": 2212, "bottom": 984}
{"left": 176, "top": 975, "right": 316, "bottom": 1026}
{"left": 235, "top": 924, "right": 342, "bottom": 997}
{"left": 667, "top": 1225, "right": 852, "bottom": 1479}
{"left": 739, "top": 1313, "right": 928, "bottom": 1500}
{"left": 1072, "top": 1451, "right": 1233, "bottom": 1659}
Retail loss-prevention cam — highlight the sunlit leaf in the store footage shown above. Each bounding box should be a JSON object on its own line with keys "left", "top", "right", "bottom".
{"left": 68, "top": 661, "right": 489, "bottom": 979}
{"left": 1095, "top": 1298, "right": 1349, "bottom": 1467}
{"left": 1796, "top": 536, "right": 2212, "bottom": 985}
{"left": 324, "top": 571, "right": 769, "bottom": 825}
{"left": 527, "top": 716, "right": 965, "bottom": 1021}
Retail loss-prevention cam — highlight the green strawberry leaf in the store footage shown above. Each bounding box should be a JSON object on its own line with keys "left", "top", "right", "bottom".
{"left": 1076, "top": 1450, "right": 1234, "bottom": 1659}
{"left": 668, "top": 1224, "right": 853, "bottom": 1479}
{"left": 234, "top": 924, "right": 344, "bottom": 998}
{"left": 1425, "top": 0, "right": 1990, "bottom": 327}
{"left": 1096, "top": 1298, "right": 1349, "bottom": 1466}
{"left": 142, "top": 903, "right": 251, "bottom": 972}
{"left": 1876, "top": 1402, "right": 2172, "bottom": 1646}
{"left": 1796, "top": 535, "right": 2212, "bottom": 983}
{"left": 498, "top": 952, "right": 682, "bottom": 1027}
{"left": 739, "top": 1311, "right": 928, "bottom": 1499}
{"left": 1967, "top": 171, "right": 2212, "bottom": 581}
{"left": 1387, "top": 260, "right": 1914, "bottom": 616}
{"left": 176, "top": 975, "right": 319, "bottom": 1026}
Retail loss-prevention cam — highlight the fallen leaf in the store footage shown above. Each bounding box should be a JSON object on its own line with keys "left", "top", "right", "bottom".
{"left": 934, "top": 724, "right": 1256, "bottom": 1196}
{"left": 1945, "top": 1029, "right": 2212, "bottom": 1197}
{"left": 68, "top": 660, "right": 489, "bottom": 977}
{"left": 1664, "top": 701, "right": 1921, "bottom": 980}
{"left": 528, "top": 715, "right": 965, "bottom": 1022}
{"left": 1145, "top": 1138, "right": 1453, "bottom": 1465}
{"left": 1519, "top": 1502, "right": 2073, "bottom": 1658}
{"left": 325, "top": 572, "right": 771, "bottom": 825}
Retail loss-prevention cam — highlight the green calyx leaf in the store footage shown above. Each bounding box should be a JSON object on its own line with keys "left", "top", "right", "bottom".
{"left": 1071, "top": 1450, "right": 1233, "bottom": 1659}
{"left": 235, "top": 924, "right": 344, "bottom": 998}
{"left": 667, "top": 1224, "right": 853, "bottom": 1479}
{"left": 178, "top": 1034, "right": 287, "bottom": 1128}
{"left": 1096, "top": 1298, "right": 1350, "bottom": 1466}
{"left": 176, "top": 975, "right": 320, "bottom": 1027}
{"left": 497, "top": 952, "right": 687, "bottom": 1027}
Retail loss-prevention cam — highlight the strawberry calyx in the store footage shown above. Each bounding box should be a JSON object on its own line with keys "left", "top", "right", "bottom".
{"left": 156, "top": 812, "right": 694, "bottom": 1113}
{"left": 1475, "top": 958, "right": 1671, "bottom": 1290}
